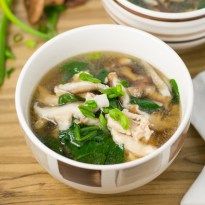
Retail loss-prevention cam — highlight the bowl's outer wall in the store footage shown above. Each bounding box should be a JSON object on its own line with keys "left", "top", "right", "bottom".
{"left": 15, "top": 25, "right": 193, "bottom": 193}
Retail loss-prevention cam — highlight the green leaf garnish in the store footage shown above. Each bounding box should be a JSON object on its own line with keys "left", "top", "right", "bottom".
{"left": 170, "top": 79, "right": 180, "bottom": 104}
{"left": 60, "top": 125, "right": 124, "bottom": 164}
{"left": 58, "top": 93, "right": 79, "bottom": 105}
{"left": 130, "top": 96, "right": 161, "bottom": 113}
{"left": 109, "top": 108, "right": 130, "bottom": 130}
{"left": 120, "top": 79, "right": 129, "bottom": 87}
{"left": 79, "top": 100, "right": 98, "bottom": 118}
{"left": 87, "top": 52, "right": 102, "bottom": 61}
{"left": 102, "top": 84, "right": 124, "bottom": 98}
{"left": 79, "top": 72, "right": 101, "bottom": 83}
{"left": 61, "top": 61, "right": 88, "bottom": 81}
{"left": 99, "top": 113, "right": 108, "bottom": 130}
{"left": 24, "top": 39, "right": 37, "bottom": 48}
{"left": 96, "top": 69, "right": 108, "bottom": 83}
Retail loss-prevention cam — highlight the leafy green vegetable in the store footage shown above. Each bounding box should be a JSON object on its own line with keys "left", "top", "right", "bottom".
{"left": 60, "top": 126, "right": 124, "bottom": 164}
{"left": 99, "top": 113, "right": 107, "bottom": 130}
{"left": 38, "top": 5, "right": 65, "bottom": 37}
{"left": 109, "top": 108, "right": 130, "bottom": 130}
{"left": 79, "top": 100, "right": 98, "bottom": 118}
{"left": 130, "top": 96, "right": 161, "bottom": 113}
{"left": 102, "top": 98, "right": 123, "bottom": 114}
{"left": 87, "top": 52, "right": 102, "bottom": 61}
{"left": 120, "top": 79, "right": 129, "bottom": 87}
{"left": 0, "top": 0, "right": 12, "bottom": 86}
{"left": 61, "top": 61, "right": 88, "bottom": 81}
{"left": 39, "top": 135, "right": 63, "bottom": 154}
{"left": 58, "top": 93, "right": 79, "bottom": 105}
{"left": 0, "top": 0, "right": 50, "bottom": 40}
{"left": 79, "top": 72, "right": 101, "bottom": 83}
{"left": 170, "top": 79, "right": 180, "bottom": 104}
{"left": 96, "top": 69, "right": 108, "bottom": 83}
{"left": 24, "top": 39, "right": 37, "bottom": 48}
{"left": 102, "top": 84, "right": 124, "bottom": 98}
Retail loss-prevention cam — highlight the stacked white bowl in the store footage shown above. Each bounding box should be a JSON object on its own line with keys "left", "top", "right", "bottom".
{"left": 102, "top": 0, "right": 205, "bottom": 50}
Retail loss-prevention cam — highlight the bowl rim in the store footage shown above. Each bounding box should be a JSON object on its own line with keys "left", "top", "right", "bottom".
{"left": 115, "top": 0, "right": 205, "bottom": 21}
{"left": 15, "top": 24, "right": 193, "bottom": 171}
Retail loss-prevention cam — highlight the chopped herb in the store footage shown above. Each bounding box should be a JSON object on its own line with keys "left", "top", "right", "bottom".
{"left": 99, "top": 113, "right": 107, "bottom": 130}
{"left": 79, "top": 72, "right": 101, "bottom": 83}
{"left": 130, "top": 96, "right": 161, "bottom": 113}
{"left": 58, "top": 93, "right": 79, "bottom": 105}
{"left": 109, "top": 108, "right": 130, "bottom": 130}
{"left": 120, "top": 79, "right": 129, "bottom": 87}
{"left": 102, "top": 84, "right": 124, "bottom": 98}
{"left": 61, "top": 61, "right": 88, "bottom": 81}
{"left": 87, "top": 52, "right": 102, "bottom": 61}
{"left": 79, "top": 100, "right": 98, "bottom": 118}
{"left": 170, "top": 79, "right": 180, "bottom": 104}
{"left": 24, "top": 39, "right": 37, "bottom": 48}
{"left": 109, "top": 98, "right": 123, "bottom": 110}
{"left": 96, "top": 68, "right": 108, "bottom": 83}
{"left": 13, "top": 33, "right": 23, "bottom": 43}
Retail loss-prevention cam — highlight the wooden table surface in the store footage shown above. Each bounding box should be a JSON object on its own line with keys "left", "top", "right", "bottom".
{"left": 0, "top": 1, "right": 205, "bottom": 204}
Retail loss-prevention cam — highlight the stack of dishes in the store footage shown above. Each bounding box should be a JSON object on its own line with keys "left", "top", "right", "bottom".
{"left": 102, "top": 0, "right": 205, "bottom": 50}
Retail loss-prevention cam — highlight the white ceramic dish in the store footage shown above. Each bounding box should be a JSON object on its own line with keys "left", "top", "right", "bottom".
{"left": 116, "top": 0, "right": 205, "bottom": 21}
{"left": 15, "top": 25, "right": 193, "bottom": 194}
{"left": 102, "top": 0, "right": 205, "bottom": 50}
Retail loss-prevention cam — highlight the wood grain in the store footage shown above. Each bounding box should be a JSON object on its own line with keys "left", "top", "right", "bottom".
{"left": 0, "top": 0, "right": 205, "bottom": 204}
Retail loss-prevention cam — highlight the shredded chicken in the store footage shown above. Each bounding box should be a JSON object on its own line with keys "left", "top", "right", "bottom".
{"left": 107, "top": 109, "right": 153, "bottom": 142}
{"left": 107, "top": 72, "right": 130, "bottom": 108}
{"left": 34, "top": 102, "right": 99, "bottom": 130}
{"left": 111, "top": 129, "right": 156, "bottom": 158}
{"left": 36, "top": 86, "right": 58, "bottom": 106}
{"left": 54, "top": 81, "right": 108, "bottom": 95}
{"left": 85, "top": 93, "right": 109, "bottom": 108}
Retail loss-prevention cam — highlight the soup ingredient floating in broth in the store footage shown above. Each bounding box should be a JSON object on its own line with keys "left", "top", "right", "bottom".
{"left": 128, "top": 0, "right": 205, "bottom": 13}
{"left": 31, "top": 51, "right": 181, "bottom": 165}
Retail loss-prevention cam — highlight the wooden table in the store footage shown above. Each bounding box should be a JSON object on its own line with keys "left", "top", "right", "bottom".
{"left": 0, "top": 1, "right": 205, "bottom": 204}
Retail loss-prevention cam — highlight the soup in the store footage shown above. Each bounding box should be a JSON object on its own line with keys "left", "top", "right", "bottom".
{"left": 30, "top": 52, "right": 181, "bottom": 165}
{"left": 128, "top": 0, "right": 205, "bottom": 13}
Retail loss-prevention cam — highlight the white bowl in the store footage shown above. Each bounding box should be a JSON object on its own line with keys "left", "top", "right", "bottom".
{"left": 116, "top": 0, "right": 205, "bottom": 21}
{"left": 15, "top": 25, "right": 193, "bottom": 194}
{"left": 102, "top": 0, "right": 205, "bottom": 50}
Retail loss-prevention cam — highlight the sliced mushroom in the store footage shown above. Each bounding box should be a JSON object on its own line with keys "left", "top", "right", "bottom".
{"left": 118, "top": 57, "right": 132, "bottom": 66}
{"left": 107, "top": 72, "right": 130, "bottom": 108}
{"left": 119, "top": 66, "right": 145, "bottom": 82}
{"left": 34, "top": 102, "right": 100, "bottom": 130}
{"left": 54, "top": 81, "right": 108, "bottom": 96}
{"left": 24, "top": 0, "right": 64, "bottom": 24}
{"left": 36, "top": 86, "right": 58, "bottom": 106}
{"left": 24, "top": 0, "right": 45, "bottom": 24}
{"left": 140, "top": 60, "right": 171, "bottom": 97}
